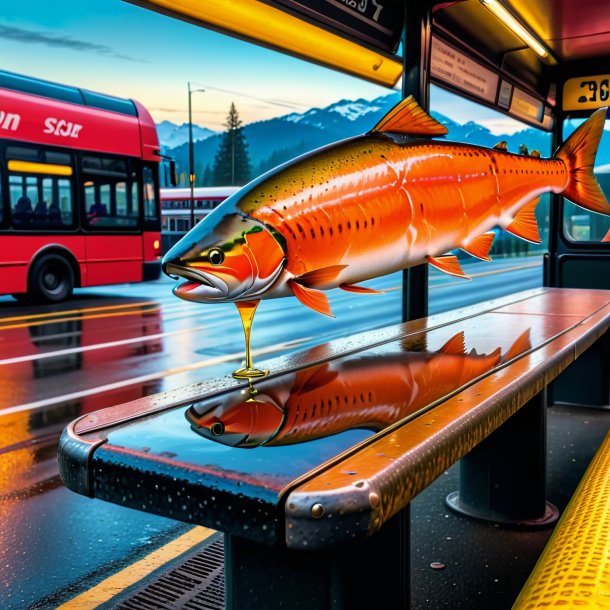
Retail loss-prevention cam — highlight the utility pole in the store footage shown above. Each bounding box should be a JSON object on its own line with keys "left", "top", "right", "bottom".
{"left": 188, "top": 82, "right": 205, "bottom": 228}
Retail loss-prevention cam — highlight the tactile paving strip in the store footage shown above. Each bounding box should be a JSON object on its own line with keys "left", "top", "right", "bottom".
{"left": 116, "top": 535, "right": 225, "bottom": 610}
{"left": 513, "top": 431, "right": 610, "bottom": 609}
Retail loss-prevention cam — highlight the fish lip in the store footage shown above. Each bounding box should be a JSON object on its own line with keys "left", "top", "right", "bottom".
{"left": 165, "top": 262, "right": 227, "bottom": 296}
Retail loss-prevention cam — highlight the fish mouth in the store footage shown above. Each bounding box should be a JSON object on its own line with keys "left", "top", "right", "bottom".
{"left": 164, "top": 262, "right": 228, "bottom": 301}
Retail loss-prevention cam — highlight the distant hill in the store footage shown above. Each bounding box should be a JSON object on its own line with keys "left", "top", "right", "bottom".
{"left": 158, "top": 93, "right": 610, "bottom": 186}
{"left": 156, "top": 120, "right": 216, "bottom": 150}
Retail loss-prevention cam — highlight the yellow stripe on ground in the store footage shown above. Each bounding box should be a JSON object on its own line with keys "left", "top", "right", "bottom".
{"left": 57, "top": 526, "right": 216, "bottom": 610}
{"left": 0, "top": 301, "right": 158, "bottom": 324}
{"left": 0, "top": 306, "right": 161, "bottom": 331}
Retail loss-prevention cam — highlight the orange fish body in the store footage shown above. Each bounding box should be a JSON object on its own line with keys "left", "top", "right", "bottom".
{"left": 245, "top": 136, "right": 567, "bottom": 289}
{"left": 163, "top": 98, "right": 609, "bottom": 317}
{"left": 186, "top": 330, "right": 530, "bottom": 448}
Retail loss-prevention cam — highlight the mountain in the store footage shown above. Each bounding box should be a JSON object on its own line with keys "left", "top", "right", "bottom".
{"left": 160, "top": 93, "right": 610, "bottom": 186}
{"left": 156, "top": 120, "right": 216, "bottom": 149}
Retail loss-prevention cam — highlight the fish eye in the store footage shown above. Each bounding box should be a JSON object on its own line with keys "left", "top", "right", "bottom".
{"left": 210, "top": 422, "right": 225, "bottom": 436}
{"left": 208, "top": 248, "right": 225, "bottom": 266}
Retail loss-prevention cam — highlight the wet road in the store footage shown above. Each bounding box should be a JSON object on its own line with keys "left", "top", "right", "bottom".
{"left": 0, "top": 255, "right": 542, "bottom": 609}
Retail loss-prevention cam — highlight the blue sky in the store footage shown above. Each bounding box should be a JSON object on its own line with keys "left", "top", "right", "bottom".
{"left": 0, "top": 0, "right": 528, "bottom": 134}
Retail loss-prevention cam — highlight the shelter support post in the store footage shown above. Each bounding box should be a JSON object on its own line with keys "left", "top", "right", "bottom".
{"left": 446, "top": 391, "right": 559, "bottom": 526}
{"left": 548, "top": 332, "right": 610, "bottom": 408}
{"left": 224, "top": 506, "right": 410, "bottom": 610}
{"left": 401, "top": 2, "right": 432, "bottom": 323}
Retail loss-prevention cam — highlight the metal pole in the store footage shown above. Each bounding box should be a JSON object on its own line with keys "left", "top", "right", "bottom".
{"left": 188, "top": 82, "right": 195, "bottom": 229}
{"left": 401, "top": 3, "right": 432, "bottom": 322}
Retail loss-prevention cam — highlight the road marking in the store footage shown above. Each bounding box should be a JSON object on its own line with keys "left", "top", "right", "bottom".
{"left": 1, "top": 337, "right": 312, "bottom": 416}
{"left": 56, "top": 526, "right": 215, "bottom": 610}
{"left": 0, "top": 301, "right": 159, "bottom": 324}
{"left": 0, "top": 307, "right": 163, "bottom": 331}
{"left": 0, "top": 321, "right": 225, "bottom": 365}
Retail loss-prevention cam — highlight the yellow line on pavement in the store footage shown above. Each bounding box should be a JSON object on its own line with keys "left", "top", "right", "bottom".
{"left": 0, "top": 307, "right": 161, "bottom": 331}
{"left": 0, "top": 301, "right": 158, "bottom": 324}
{"left": 56, "top": 526, "right": 216, "bottom": 610}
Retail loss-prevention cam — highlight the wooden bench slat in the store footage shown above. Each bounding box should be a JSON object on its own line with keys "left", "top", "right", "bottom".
{"left": 513, "top": 430, "right": 610, "bottom": 609}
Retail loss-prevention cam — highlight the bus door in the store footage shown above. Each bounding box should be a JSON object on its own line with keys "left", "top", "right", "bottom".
{"left": 81, "top": 154, "right": 142, "bottom": 285}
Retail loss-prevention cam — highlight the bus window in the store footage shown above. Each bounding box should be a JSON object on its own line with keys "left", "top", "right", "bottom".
{"left": 82, "top": 155, "right": 139, "bottom": 229}
{"left": 562, "top": 117, "right": 610, "bottom": 242}
{"left": 143, "top": 164, "right": 159, "bottom": 224}
{"left": 8, "top": 170, "right": 74, "bottom": 229}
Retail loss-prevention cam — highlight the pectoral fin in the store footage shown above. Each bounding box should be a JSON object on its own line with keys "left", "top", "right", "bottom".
{"left": 293, "top": 364, "right": 339, "bottom": 393}
{"left": 339, "top": 283, "right": 384, "bottom": 294}
{"left": 289, "top": 279, "right": 334, "bottom": 317}
{"left": 294, "top": 265, "right": 347, "bottom": 288}
{"left": 427, "top": 255, "right": 470, "bottom": 279}
{"left": 505, "top": 198, "right": 541, "bottom": 243}
{"left": 461, "top": 232, "right": 495, "bottom": 261}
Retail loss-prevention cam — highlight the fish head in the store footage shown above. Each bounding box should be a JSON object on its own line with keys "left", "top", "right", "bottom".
{"left": 162, "top": 210, "right": 286, "bottom": 303}
{"left": 185, "top": 388, "right": 286, "bottom": 448}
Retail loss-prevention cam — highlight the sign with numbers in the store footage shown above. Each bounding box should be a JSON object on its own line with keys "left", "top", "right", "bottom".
{"left": 564, "top": 75, "right": 610, "bottom": 111}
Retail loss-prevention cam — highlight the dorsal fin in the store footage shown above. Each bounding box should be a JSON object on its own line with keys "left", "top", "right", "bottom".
{"left": 371, "top": 96, "right": 448, "bottom": 136}
{"left": 439, "top": 331, "right": 466, "bottom": 355}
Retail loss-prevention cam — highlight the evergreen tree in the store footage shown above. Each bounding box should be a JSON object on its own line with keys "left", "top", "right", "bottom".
{"left": 202, "top": 164, "right": 213, "bottom": 187}
{"left": 213, "top": 103, "right": 251, "bottom": 186}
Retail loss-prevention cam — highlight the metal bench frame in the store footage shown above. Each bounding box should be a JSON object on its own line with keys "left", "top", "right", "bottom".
{"left": 59, "top": 287, "right": 610, "bottom": 609}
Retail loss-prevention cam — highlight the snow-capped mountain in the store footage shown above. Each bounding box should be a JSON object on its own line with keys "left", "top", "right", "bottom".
{"left": 156, "top": 120, "right": 216, "bottom": 149}
{"left": 160, "top": 92, "right": 584, "bottom": 186}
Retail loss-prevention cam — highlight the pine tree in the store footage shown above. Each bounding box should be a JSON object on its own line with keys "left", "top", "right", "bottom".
{"left": 213, "top": 103, "right": 251, "bottom": 186}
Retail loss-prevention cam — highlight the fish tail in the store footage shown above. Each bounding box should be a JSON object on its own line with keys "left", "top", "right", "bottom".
{"left": 555, "top": 107, "right": 610, "bottom": 215}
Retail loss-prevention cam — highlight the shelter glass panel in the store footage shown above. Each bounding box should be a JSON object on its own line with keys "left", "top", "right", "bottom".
{"left": 562, "top": 117, "right": 610, "bottom": 242}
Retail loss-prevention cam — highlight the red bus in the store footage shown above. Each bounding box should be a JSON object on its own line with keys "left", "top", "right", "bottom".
{"left": 160, "top": 186, "right": 238, "bottom": 251}
{"left": 0, "top": 69, "right": 164, "bottom": 303}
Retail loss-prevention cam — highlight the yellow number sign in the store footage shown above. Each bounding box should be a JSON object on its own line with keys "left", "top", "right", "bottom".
{"left": 564, "top": 75, "right": 610, "bottom": 111}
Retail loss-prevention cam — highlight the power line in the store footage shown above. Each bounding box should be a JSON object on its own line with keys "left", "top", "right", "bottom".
{"left": 190, "top": 82, "right": 310, "bottom": 110}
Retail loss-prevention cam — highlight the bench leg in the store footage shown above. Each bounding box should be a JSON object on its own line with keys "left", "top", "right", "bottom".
{"left": 446, "top": 391, "right": 559, "bottom": 527}
{"left": 225, "top": 506, "right": 410, "bottom": 610}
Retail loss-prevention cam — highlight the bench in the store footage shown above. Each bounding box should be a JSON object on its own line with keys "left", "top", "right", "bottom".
{"left": 58, "top": 287, "right": 610, "bottom": 609}
{"left": 513, "top": 429, "right": 610, "bottom": 609}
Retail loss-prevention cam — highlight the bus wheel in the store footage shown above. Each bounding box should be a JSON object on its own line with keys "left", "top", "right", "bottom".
{"left": 29, "top": 254, "right": 74, "bottom": 303}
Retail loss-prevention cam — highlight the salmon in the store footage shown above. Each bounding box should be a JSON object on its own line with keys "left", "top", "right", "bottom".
{"left": 186, "top": 330, "right": 531, "bottom": 447}
{"left": 163, "top": 98, "right": 610, "bottom": 318}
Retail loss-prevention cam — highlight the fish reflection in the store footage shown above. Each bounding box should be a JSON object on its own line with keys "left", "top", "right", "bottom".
{"left": 186, "top": 330, "right": 531, "bottom": 448}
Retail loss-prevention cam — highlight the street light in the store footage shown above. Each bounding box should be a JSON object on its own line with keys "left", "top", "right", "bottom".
{"left": 188, "top": 82, "right": 205, "bottom": 229}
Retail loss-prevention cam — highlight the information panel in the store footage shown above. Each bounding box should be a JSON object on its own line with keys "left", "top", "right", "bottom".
{"left": 431, "top": 38, "right": 498, "bottom": 103}
{"left": 271, "top": 0, "right": 403, "bottom": 53}
{"left": 510, "top": 87, "right": 544, "bottom": 124}
{"left": 564, "top": 74, "right": 610, "bottom": 111}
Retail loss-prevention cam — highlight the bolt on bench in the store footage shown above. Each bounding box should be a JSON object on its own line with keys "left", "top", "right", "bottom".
{"left": 58, "top": 288, "right": 610, "bottom": 610}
